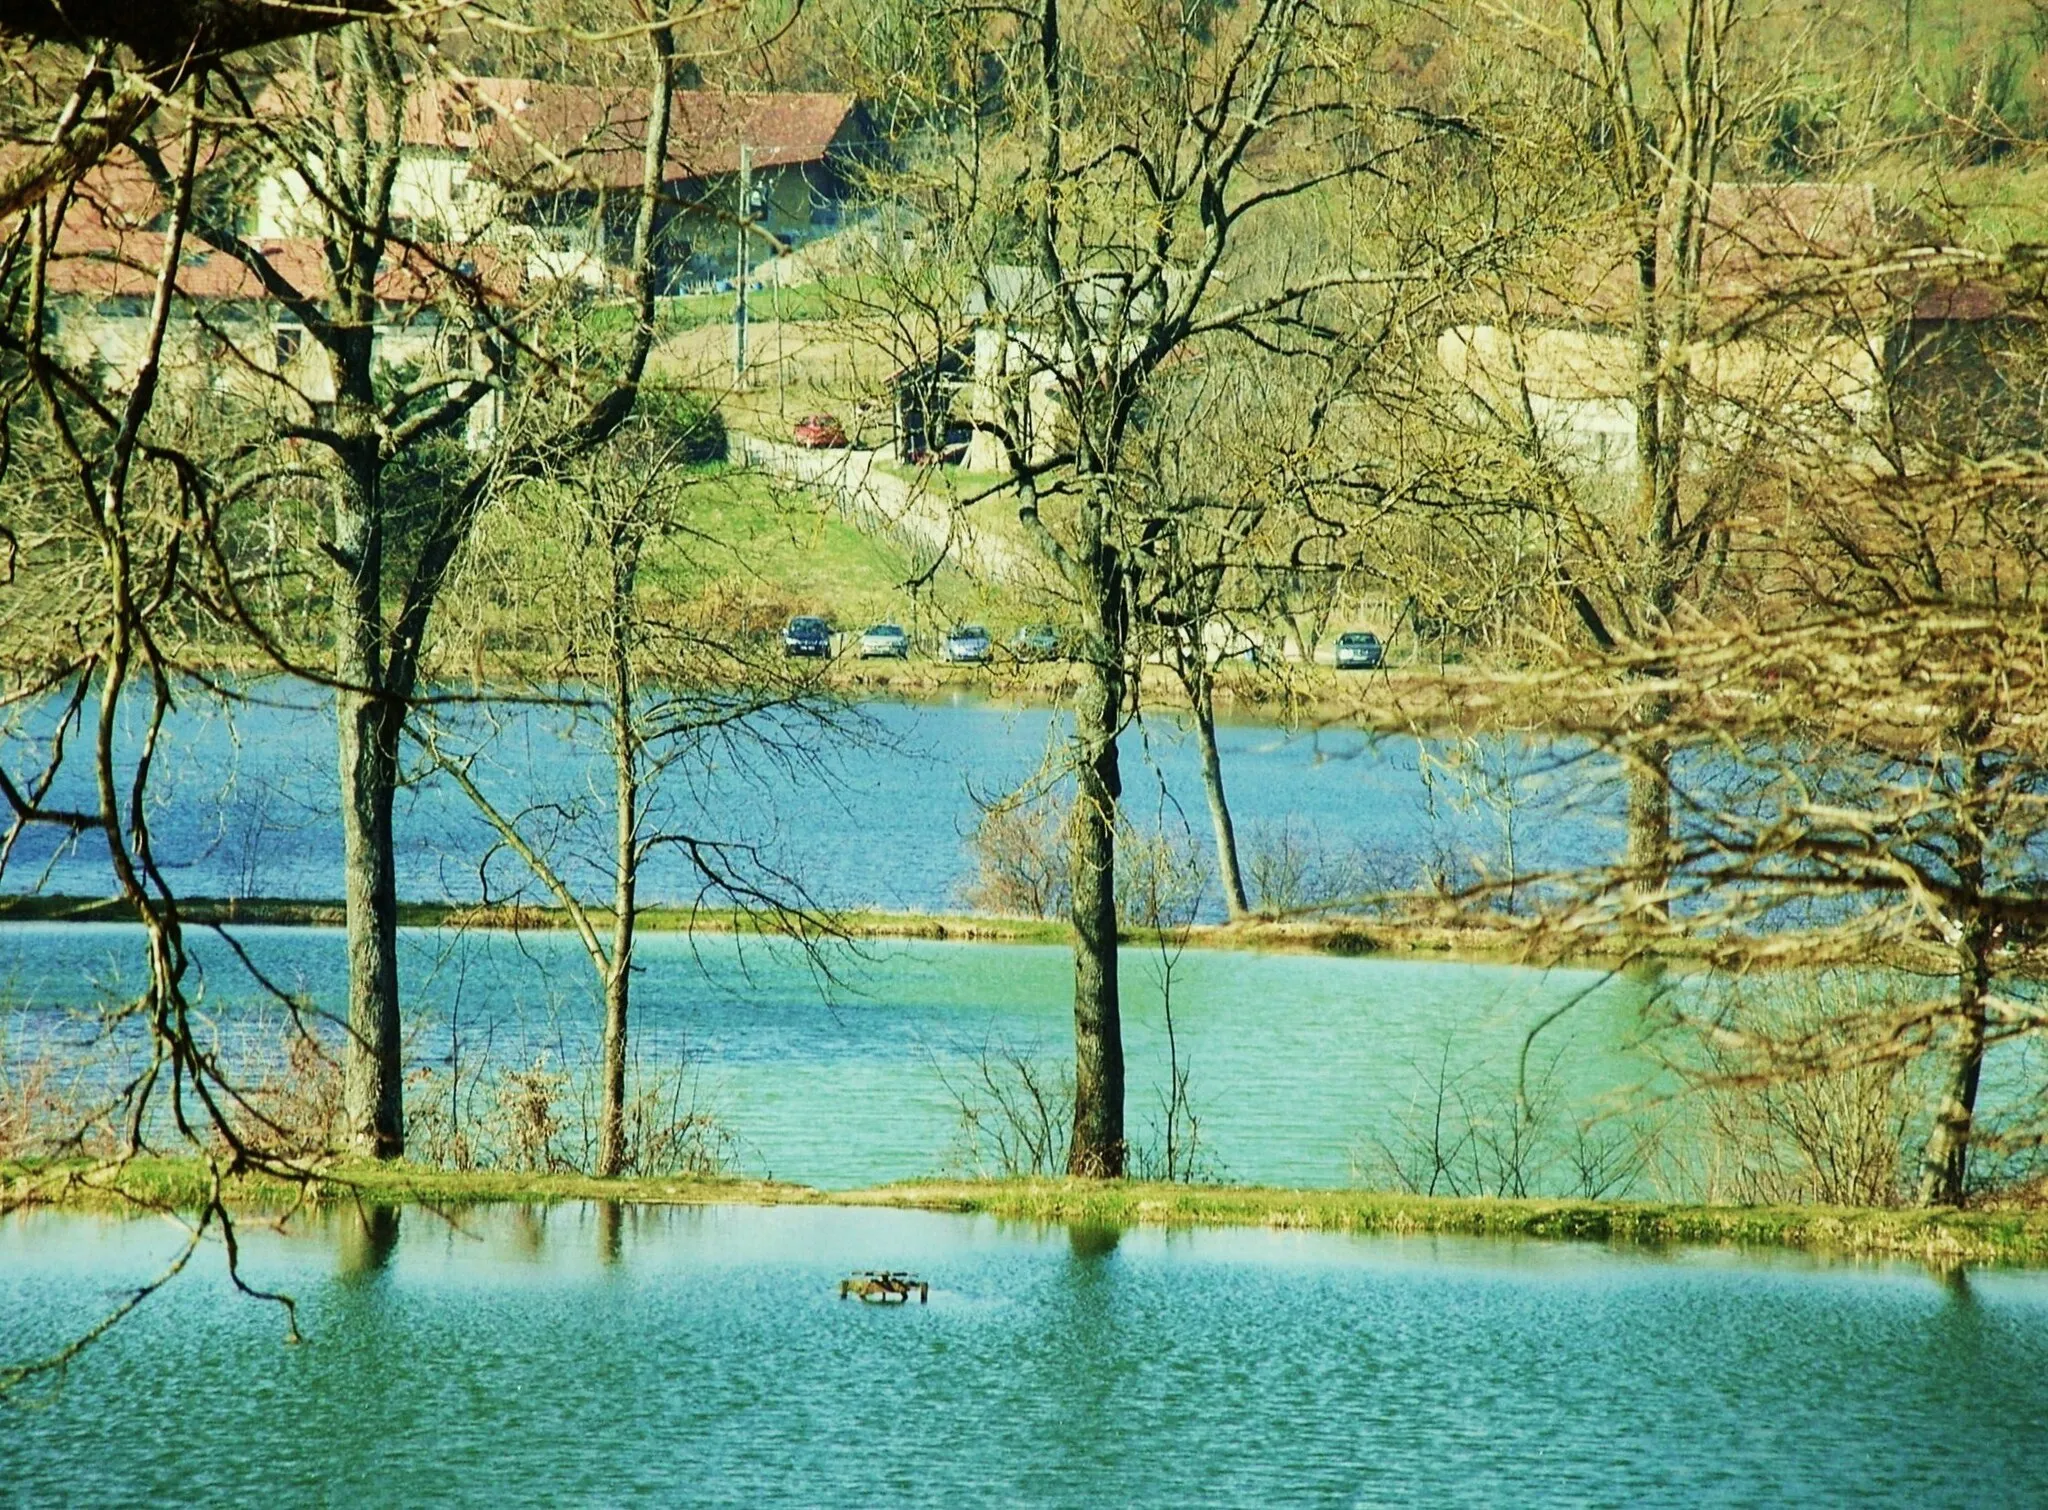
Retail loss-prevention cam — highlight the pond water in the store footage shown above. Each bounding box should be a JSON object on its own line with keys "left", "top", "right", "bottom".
{"left": 0, "top": 687, "right": 1613, "bottom": 918}
{"left": 6, "top": 1202, "right": 2047, "bottom": 1507}
{"left": 0, "top": 922, "right": 1664, "bottom": 1190}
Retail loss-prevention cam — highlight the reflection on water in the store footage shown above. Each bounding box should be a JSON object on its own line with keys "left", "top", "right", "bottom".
{"left": 336, "top": 1204, "right": 401, "bottom": 1284}
{"left": 5, "top": 1202, "right": 2048, "bottom": 1507}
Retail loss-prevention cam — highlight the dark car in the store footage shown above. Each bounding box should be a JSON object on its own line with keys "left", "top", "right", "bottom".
{"left": 942, "top": 625, "right": 993, "bottom": 665}
{"left": 783, "top": 616, "right": 833, "bottom": 658}
{"left": 1011, "top": 624, "right": 1061, "bottom": 661}
{"left": 1334, "top": 630, "right": 1384, "bottom": 670}
{"left": 792, "top": 413, "right": 848, "bottom": 448}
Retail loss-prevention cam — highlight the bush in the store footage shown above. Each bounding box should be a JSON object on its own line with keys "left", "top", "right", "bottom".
{"left": 639, "top": 385, "right": 726, "bottom": 464}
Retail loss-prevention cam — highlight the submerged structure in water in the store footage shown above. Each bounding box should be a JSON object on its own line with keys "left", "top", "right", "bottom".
{"left": 840, "top": 1270, "right": 929, "bottom": 1303}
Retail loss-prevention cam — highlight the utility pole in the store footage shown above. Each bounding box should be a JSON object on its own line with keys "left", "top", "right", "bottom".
{"left": 734, "top": 143, "right": 751, "bottom": 386}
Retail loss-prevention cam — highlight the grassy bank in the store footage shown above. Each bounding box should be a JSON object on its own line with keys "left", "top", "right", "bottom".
{"left": 0, "top": 891, "right": 1695, "bottom": 968}
{"left": 9, "top": 1160, "right": 2046, "bottom": 1266}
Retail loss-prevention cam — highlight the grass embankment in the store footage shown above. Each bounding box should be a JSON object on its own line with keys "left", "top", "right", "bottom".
{"left": 0, "top": 893, "right": 1062, "bottom": 945}
{"left": 548, "top": 460, "right": 1021, "bottom": 642}
{"left": 0, "top": 891, "right": 1687, "bottom": 967}
{"left": 11, "top": 1160, "right": 2047, "bottom": 1266}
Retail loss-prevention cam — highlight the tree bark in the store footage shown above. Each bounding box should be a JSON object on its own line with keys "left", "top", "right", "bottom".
{"left": 1917, "top": 911, "right": 1991, "bottom": 1206}
{"left": 338, "top": 690, "right": 403, "bottom": 1156}
{"left": 1067, "top": 508, "right": 1125, "bottom": 1177}
{"left": 334, "top": 421, "right": 405, "bottom": 1157}
{"left": 1919, "top": 747, "right": 1995, "bottom": 1207}
{"left": 597, "top": 529, "right": 640, "bottom": 1178}
{"left": 1625, "top": 727, "right": 1672, "bottom": 920}
{"left": 1068, "top": 641, "right": 1125, "bottom": 1177}
{"left": 1191, "top": 675, "right": 1250, "bottom": 919}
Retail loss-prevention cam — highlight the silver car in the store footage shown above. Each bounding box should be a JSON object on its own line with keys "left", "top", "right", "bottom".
{"left": 859, "top": 623, "right": 911, "bottom": 659}
{"left": 942, "top": 625, "right": 992, "bottom": 664}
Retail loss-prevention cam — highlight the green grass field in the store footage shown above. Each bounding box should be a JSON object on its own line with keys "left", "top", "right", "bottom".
{"left": 641, "top": 464, "right": 1022, "bottom": 632}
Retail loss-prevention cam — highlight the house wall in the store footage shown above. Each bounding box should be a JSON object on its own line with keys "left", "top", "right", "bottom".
{"left": 1438, "top": 322, "right": 1885, "bottom": 474}
{"left": 253, "top": 151, "right": 501, "bottom": 241}
{"left": 53, "top": 298, "right": 498, "bottom": 447}
{"left": 1886, "top": 316, "right": 2048, "bottom": 454}
{"left": 49, "top": 301, "right": 275, "bottom": 396}
{"left": 964, "top": 324, "right": 1067, "bottom": 470}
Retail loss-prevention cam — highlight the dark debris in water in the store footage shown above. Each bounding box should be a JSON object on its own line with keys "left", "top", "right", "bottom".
{"left": 839, "top": 1270, "right": 929, "bottom": 1304}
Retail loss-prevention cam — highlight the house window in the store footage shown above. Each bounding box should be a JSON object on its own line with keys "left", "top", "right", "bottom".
{"left": 274, "top": 324, "right": 304, "bottom": 369}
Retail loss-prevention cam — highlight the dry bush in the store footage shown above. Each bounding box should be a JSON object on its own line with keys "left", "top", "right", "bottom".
{"left": 940, "top": 1038, "right": 1074, "bottom": 1177}
{"left": 495, "top": 1056, "right": 571, "bottom": 1173}
{"left": 242, "top": 1032, "right": 345, "bottom": 1157}
{"left": 405, "top": 1053, "right": 738, "bottom": 1177}
{"left": 0, "top": 1016, "right": 123, "bottom": 1162}
{"left": 1362, "top": 1044, "right": 1664, "bottom": 1201}
{"left": 1243, "top": 818, "right": 1378, "bottom": 916}
{"left": 1684, "top": 1062, "right": 1916, "bottom": 1208}
{"left": 1668, "top": 976, "right": 1922, "bottom": 1208}
{"left": 0, "top": 1049, "right": 86, "bottom": 1161}
{"left": 607, "top": 1070, "right": 741, "bottom": 1177}
{"left": 965, "top": 795, "right": 1210, "bottom": 925}
{"left": 964, "top": 800, "right": 1071, "bottom": 918}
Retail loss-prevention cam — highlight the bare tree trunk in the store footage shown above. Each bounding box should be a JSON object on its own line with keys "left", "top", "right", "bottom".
{"left": 1917, "top": 931, "right": 1990, "bottom": 1207}
{"left": 1919, "top": 749, "right": 1994, "bottom": 1206}
{"left": 1067, "top": 534, "right": 1125, "bottom": 1177}
{"left": 1626, "top": 727, "right": 1672, "bottom": 920}
{"left": 597, "top": 530, "right": 640, "bottom": 1178}
{"left": 335, "top": 436, "right": 404, "bottom": 1157}
{"left": 338, "top": 694, "right": 403, "bottom": 1155}
{"left": 1190, "top": 675, "right": 1250, "bottom": 919}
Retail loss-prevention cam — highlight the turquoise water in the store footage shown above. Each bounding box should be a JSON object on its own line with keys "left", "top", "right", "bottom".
{"left": 5, "top": 1203, "right": 2046, "bottom": 1507}
{"left": 1, "top": 923, "right": 1663, "bottom": 1189}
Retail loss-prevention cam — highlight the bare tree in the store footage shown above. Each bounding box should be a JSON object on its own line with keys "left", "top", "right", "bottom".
{"left": 854, "top": 0, "right": 1442, "bottom": 1174}
{"left": 112, "top": 6, "right": 694, "bottom": 1156}
{"left": 0, "top": 85, "right": 313, "bottom": 1391}
{"left": 418, "top": 408, "right": 842, "bottom": 1176}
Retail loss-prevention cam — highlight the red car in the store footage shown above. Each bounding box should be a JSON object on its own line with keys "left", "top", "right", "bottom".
{"left": 792, "top": 413, "right": 848, "bottom": 448}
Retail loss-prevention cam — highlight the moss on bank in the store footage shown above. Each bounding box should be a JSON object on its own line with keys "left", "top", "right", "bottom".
{"left": 8, "top": 1160, "right": 2046, "bottom": 1267}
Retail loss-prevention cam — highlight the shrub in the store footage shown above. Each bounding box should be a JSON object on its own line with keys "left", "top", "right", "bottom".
{"left": 639, "top": 385, "right": 727, "bottom": 464}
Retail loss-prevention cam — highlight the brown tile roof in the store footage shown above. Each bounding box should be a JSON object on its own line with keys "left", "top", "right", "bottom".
{"left": 1543, "top": 182, "right": 1889, "bottom": 326}
{"left": 0, "top": 135, "right": 222, "bottom": 233}
{"left": 1903, "top": 278, "right": 2033, "bottom": 323}
{"left": 254, "top": 74, "right": 861, "bottom": 190}
{"left": 43, "top": 220, "right": 518, "bottom": 305}
{"left": 469, "top": 82, "right": 861, "bottom": 190}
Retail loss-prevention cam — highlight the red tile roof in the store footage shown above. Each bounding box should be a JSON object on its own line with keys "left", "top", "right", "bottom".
{"left": 43, "top": 219, "right": 518, "bottom": 305}
{"left": 253, "top": 74, "right": 862, "bottom": 190}
{"left": 1544, "top": 183, "right": 1892, "bottom": 326}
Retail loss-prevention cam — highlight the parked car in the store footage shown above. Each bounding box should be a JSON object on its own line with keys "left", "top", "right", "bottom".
{"left": 942, "top": 625, "right": 993, "bottom": 664}
{"left": 792, "top": 413, "right": 848, "bottom": 448}
{"left": 782, "top": 616, "right": 833, "bottom": 658}
{"left": 1011, "top": 624, "right": 1061, "bottom": 661}
{"left": 1334, "top": 630, "right": 1384, "bottom": 670}
{"left": 858, "top": 623, "right": 911, "bottom": 659}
